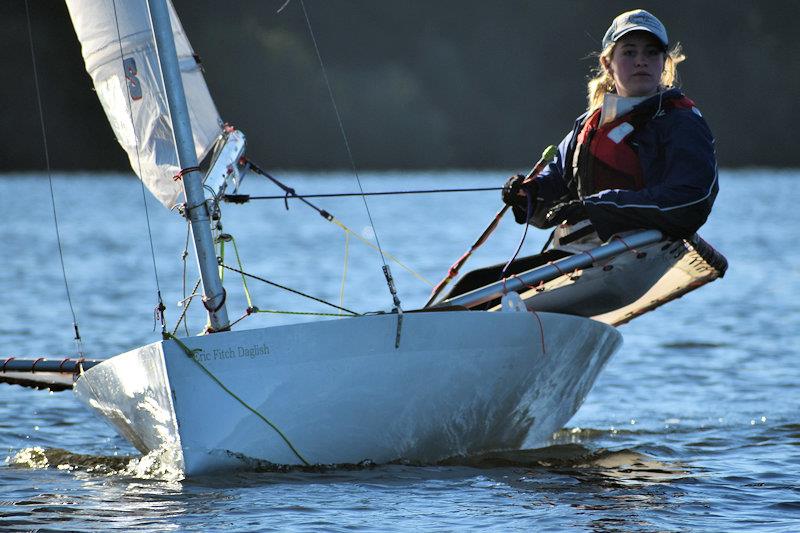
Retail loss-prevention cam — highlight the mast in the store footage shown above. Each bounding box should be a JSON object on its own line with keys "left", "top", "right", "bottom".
{"left": 146, "top": 0, "right": 230, "bottom": 332}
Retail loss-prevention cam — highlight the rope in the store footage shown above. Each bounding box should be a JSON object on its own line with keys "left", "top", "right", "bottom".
{"left": 202, "top": 287, "right": 227, "bottom": 313}
{"left": 25, "top": 1, "right": 84, "bottom": 356}
{"left": 612, "top": 234, "right": 638, "bottom": 254}
{"left": 299, "top": 0, "right": 401, "bottom": 311}
{"left": 226, "top": 312, "right": 251, "bottom": 330}
{"left": 180, "top": 221, "right": 192, "bottom": 335}
{"left": 219, "top": 264, "right": 360, "bottom": 316}
{"left": 229, "top": 236, "right": 255, "bottom": 308}
{"left": 218, "top": 236, "right": 226, "bottom": 282}
{"left": 500, "top": 191, "right": 533, "bottom": 279}
{"left": 550, "top": 260, "right": 567, "bottom": 277}
{"left": 339, "top": 231, "right": 350, "bottom": 308}
{"left": 227, "top": 308, "right": 354, "bottom": 330}
{"left": 172, "top": 278, "right": 201, "bottom": 336}
{"left": 111, "top": 0, "right": 166, "bottom": 335}
{"left": 214, "top": 233, "right": 354, "bottom": 327}
{"left": 172, "top": 166, "right": 200, "bottom": 181}
{"left": 530, "top": 310, "right": 546, "bottom": 355}
{"left": 246, "top": 162, "right": 331, "bottom": 218}
{"left": 246, "top": 162, "right": 431, "bottom": 286}
{"left": 164, "top": 333, "right": 311, "bottom": 466}
{"left": 230, "top": 187, "right": 502, "bottom": 201}
{"left": 256, "top": 309, "right": 352, "bottom": 318}
{"left": 328, "top": 218, "right": 433, "bottom": 286}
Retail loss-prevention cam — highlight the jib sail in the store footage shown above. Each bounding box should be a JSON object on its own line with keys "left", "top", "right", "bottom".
{"left": 65, "top": 0, "right": 222, "bottom": 208}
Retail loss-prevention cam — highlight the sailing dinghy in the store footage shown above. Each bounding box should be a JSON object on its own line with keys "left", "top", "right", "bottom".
{"left": 2, "top": 0, "right": 723, "bottom": 476}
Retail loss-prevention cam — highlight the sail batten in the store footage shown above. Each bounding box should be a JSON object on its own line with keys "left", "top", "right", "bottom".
{"left": 65, "top": 0, "right": 222, "bottom": 209}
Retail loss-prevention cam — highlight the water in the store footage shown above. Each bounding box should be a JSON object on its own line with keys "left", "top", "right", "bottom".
{"left": 2, "top": 170, "right": 799, "bottom": 531}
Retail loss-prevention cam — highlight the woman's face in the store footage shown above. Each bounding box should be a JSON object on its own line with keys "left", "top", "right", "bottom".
{"left": 603, "top": 31, "right": 666, "bottom": 97}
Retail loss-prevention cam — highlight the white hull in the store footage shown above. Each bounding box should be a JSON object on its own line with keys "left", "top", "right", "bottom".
{"left": 73, "top": 311, "right": 621, "bottom": 476}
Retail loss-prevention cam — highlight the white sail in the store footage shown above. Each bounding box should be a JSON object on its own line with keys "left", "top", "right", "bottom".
{"left": 65, "top": 0, "right": 222, "bottom": 209}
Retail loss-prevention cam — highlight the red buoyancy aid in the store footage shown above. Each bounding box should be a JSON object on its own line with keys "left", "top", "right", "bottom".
{"left": 571, "top": 94, "right": 695, "bottom": 197}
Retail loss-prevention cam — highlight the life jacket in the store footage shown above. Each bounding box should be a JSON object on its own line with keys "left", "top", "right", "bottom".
{"left": 571, "top": 94, "right": 695, "bottom": 197}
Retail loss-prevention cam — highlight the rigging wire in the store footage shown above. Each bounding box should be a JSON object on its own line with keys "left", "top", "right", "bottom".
{"left": 172, "top": 278, "right": 201, "bottom": 336}
{"left": 225, "top": 186, "right": 502, "bottom": 201}
{"left": 298, "top": 0, "right": 402, "bottom": 310}
{"left": 216, "top": 235, "right": 357, "bottom": 330}
{"left": 219, "top": 264, "right": 360, "bottom": 316}
{"left": 244, "top": 161, "right": 432, "bottom": 286}
{"left": 180, "top": 221, "right": 192, "bottom": 335}
{"left": 25, "top": 0, "right": 84, "bottom": 356}
{"left": 111, "top": 0, "right": 167, "bottom": 335}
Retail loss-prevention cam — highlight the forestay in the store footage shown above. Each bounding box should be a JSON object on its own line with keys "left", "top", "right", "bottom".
{"left": 65, "top": 0, "right": 222, "bottom": 209}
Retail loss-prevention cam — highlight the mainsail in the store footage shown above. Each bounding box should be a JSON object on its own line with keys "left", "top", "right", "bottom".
{"left": 65, "top": 0, "right": 222, "bottom": 209}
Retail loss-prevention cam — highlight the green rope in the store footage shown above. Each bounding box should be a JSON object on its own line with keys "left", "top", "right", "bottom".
{"left": 163, "top": 332, "right": 311, "bottom": 466}
{"left": 254, "top": 309, "right": 352, "bottom": 317}
{"left": 230, "top": 236, "right": 255, "bottom": 308}
{"left": 227, "top": 308, "right": 350, "bottom": 330}
{"left": 218, "top": 239, "right": 226, "bottom": 283}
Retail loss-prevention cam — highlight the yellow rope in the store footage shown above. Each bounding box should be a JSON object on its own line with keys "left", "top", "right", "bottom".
{"left": 218, "top": 234, "right": 351, "bottom": 322}
{"left": 329, "top": 217, "right": 433, "bottom": 286}
{"left": 218, "top": 239, "right": 226, "bottom": 282}
{"left": 230, "top": 236, "right": 254, "bottom": 308}
{"left": 255, "top": 309, "right": 352, "bottom": 317}
{"left": 339, "top": 231, "right": 350, "bottom": 309}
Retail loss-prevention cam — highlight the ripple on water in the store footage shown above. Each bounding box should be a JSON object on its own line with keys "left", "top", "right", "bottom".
{"left": 660, "top": 341, "right": 731, "bottom": 349}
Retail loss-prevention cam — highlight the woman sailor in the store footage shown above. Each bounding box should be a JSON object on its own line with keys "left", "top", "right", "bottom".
{"left": 502, "top": 9, "right": 717, "bottom": 249}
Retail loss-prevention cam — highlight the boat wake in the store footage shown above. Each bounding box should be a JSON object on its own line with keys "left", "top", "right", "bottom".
{"left": 438, "top": 444, "right": 690, "bottom": 485}
{"left": 6, "top": 441, "right": 688, "bottom": 486}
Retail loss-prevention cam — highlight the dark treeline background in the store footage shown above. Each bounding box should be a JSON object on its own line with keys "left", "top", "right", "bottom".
{"left": 2, "top": 1, "right": 798, "bottom": 172}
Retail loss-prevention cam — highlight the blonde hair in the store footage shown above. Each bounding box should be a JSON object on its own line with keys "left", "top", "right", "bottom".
{"left": 586, "top": 42, "right": 686, "bottom": 112}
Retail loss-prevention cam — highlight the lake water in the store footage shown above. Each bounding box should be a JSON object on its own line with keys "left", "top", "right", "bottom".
{"left": 1, "top": 169, "right": 799, "bottom": 531}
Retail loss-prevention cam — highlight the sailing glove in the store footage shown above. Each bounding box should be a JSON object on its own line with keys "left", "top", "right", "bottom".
{"left": 502, "top": 174, "right": 538, "bottom": 224}
{"left": 544, "top": 199, "right": 589, "bottom": 226}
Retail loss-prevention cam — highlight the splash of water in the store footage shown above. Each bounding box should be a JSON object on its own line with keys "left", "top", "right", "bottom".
{"left": 5, "top": 446, "right": 183, "bottom": 481}
{"left": 122, "top": 446, "right": 184, "bottom": 481}
{"left": 6, "top": 446, "right": 50, "bottom": 469}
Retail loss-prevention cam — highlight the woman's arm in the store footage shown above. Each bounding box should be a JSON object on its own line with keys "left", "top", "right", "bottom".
{"left": 583, "top": 109, "right": 718, "bottom": 240}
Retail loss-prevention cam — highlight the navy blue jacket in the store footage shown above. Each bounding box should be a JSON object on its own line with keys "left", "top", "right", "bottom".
{"left": 531, "top": 89, "right": 718, "bottom": 240}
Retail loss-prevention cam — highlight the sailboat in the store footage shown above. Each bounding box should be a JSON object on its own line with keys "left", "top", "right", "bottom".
{"left": 1, "top": 0, "right": 724, "bottom": 476}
